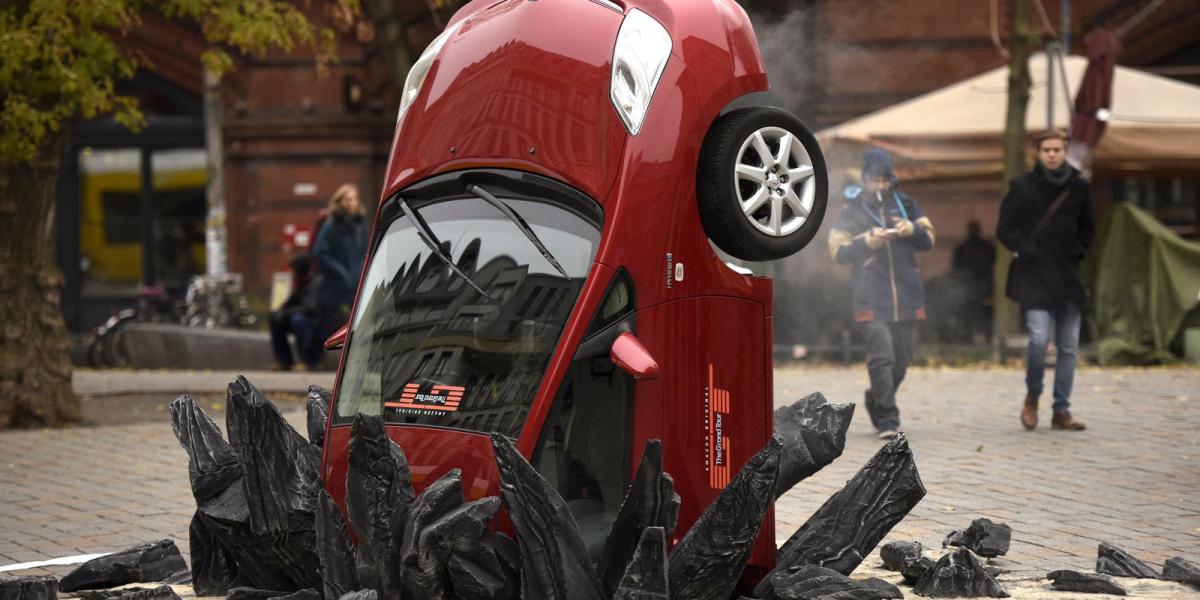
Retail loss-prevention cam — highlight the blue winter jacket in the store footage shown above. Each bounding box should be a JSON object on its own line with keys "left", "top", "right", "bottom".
{"left": 827, "top": 188, "right": 936, "bottom": 322}
{"left": 312, "top": 212, "right": 368, "bottom": 308}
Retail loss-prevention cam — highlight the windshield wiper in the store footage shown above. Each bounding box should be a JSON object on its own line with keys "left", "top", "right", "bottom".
{"left": 399, "top": 199, "right": 491, "bottom": 300}
{"left": 466, "top": 184, "right": 570, "bottom": 279}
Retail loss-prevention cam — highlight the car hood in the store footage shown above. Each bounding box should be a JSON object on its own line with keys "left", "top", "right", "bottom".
{"left": 384, "top": 0, "right": 628, "bottom": 204}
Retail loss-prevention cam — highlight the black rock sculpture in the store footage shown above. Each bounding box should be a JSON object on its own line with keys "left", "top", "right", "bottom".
{"left": 669, "top": 436, "right": 782, "bottom": 600}
{"left": 761, "top": 565, "right": 896, "bottom": 600}
{"left": 880, "top": 540, "right": 924, "bottom": 571}
{"left": 901, "top": 555, "right": 936, "bottom": 585}
{"left": 188, "top": 513, "right": 245, "bottom": 596}
{"left": 912, "top": 548, "right": 1008, "bottom": 598}
{"left": 59, "top": 539, "right": 189, "bottom": 592}
{"left": 598, "top": 440, "right": 680, "bottom": 596}
{"left": 764, "top": 434, "right": 926, "bottom": 594}
{"left": 345, "top": 413, "right": 415, "bottom": 596}
{"left": 403, "top": 492, "right": 500, "bottom": 600}
{"left": 174, "top": 385, "right": 326, "bottom": 594}
{"left": 337, "top": 591, "right": 378, "bottom": 600}
{"left": 613, "top": 527, "right": 669, "bottom": 600}
{"left": 1096, "top": 542, "right": 1159, "bottom": 579}
{"left": 275, "top": 590, "right": 322, "bottom": 600}
{"left": 445, "top": 531, "right": 520, "bottom": 600}
{"left": 1163, "top": 556, "right": 1200, "bottom": 588}
{"left": 0, "top": 575, "right": 57, "bottom": 600}
{"left": 315, "top": 489, "right": 359, "bottom": 600}
{"left": 398, "top": 469, "right": 468, "bottom": 599}
{"left": 77, "top": 585, "right": 182, "bottom": 600}
{"left": 859, "top": 577, "right": 904, "bottom": 598}
{"left": 225, "top": 585, "right": 292, "bottom": 600}
{"left": 169, "top": 395, "right": 241, "bottom": 503}
{"left": 1046, "top": 570, "right": 1127, "bottom": 595}
{"left": 307, "top": 385, "right": 332, "bottom": 447}
{"left": 772, "top": 393, "right": 854, "bottom": 498}
{"left": 944, "top": 518, "right": 1011, "bottom": 558}
{"left": 490, "top": 433, "right": 606, "bottom": 600}
{"left": 225, "top": 375, "right": 322, "bottom": 536}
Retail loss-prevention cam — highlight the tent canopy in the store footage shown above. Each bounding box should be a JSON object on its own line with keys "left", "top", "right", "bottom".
{"left": 819, "top": 53, "right": 1200, "bottom": 179}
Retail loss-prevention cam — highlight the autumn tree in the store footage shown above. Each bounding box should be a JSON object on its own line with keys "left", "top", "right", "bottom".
{"left": 0, "top": 1, "right": 349, "bottom": 427}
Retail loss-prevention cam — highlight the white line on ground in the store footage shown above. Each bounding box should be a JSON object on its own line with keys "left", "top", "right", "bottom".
{"left": 0, "top": 553, "right": 108, "bottom": 572}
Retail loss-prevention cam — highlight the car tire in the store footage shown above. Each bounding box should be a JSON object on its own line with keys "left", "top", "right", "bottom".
{"left": 697, "top": 106, "right": 828, "bottom": 261}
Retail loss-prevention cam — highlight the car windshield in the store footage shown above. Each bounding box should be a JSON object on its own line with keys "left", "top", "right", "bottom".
{"left": 334, "top": 194, "right": 600, "bottom": 438}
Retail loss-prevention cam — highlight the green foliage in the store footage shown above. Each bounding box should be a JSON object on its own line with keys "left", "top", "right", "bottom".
{"left": 0, "top": 0, "right": 356, "bottom": 164}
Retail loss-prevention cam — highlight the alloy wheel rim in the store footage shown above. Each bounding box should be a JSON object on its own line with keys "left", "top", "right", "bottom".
{"left": 734, "top": 126, "right": 816, "bottom": 238}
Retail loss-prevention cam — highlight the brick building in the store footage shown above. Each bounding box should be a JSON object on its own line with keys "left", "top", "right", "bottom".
{"left": 57, "top": 0, "right": 1200, "bottom": 334}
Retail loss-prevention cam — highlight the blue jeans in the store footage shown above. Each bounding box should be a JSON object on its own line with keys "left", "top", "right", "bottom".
{"left": 1024, "top": 304, "right": 1081, "bottom": 412}
{"left": 270, "top": 311, "right": 319, "bottom": 368}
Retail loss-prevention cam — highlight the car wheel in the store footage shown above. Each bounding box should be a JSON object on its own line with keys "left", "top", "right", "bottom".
{"left": 697, "top": 106, "right": 828, "bottom": 261}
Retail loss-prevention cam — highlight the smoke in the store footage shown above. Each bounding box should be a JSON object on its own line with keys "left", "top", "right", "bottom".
{"left": 747, "top": 9, "right": 813, "bottom": 119}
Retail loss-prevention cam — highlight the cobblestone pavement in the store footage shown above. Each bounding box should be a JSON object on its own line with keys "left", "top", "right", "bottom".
{"left": 1, "top": 366, "right": 1197, "bottom": 598}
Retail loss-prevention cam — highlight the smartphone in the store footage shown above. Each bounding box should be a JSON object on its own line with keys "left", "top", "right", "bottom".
{"left": 884, "top": 228, "right": 898, "bottom": 235}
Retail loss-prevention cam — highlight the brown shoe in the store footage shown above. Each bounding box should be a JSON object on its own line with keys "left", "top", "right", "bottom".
{"left": 1020, "top": 394, "right": 1038, "bottom": 430}
{"left": 1052, "top": 411, "right": 1086, "bottom": 431}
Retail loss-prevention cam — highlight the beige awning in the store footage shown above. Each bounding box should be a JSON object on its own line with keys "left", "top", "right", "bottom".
{"left": 818, "top": 53, "right": 1200, "bottom": 180}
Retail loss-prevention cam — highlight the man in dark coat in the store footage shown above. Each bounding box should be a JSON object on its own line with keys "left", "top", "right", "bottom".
{"left": 997, "top": 129, "right": 1093, "bottom": 431}
{"left": 828, "top": 148, "right": 936, "bottom": 440}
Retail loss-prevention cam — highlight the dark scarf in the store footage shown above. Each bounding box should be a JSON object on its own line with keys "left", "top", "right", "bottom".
{"left": 1037, "top": 161, "right": 1075, "bottom": 188}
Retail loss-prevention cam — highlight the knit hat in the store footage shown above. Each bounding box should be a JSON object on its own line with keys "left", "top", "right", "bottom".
{"left": 861, "top": 148, "right": 895, "bottom": 181}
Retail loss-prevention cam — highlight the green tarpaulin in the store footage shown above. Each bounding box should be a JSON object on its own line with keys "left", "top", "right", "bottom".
{"left": 1088, "top": 202, "right": 1200, "bottom": 365}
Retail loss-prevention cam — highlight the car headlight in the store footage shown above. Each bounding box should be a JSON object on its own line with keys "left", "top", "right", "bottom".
{"left": 398, "top": 20, "right": 463, "bottom": 124}
{"left": 610, "top": 9, "right": 672, "bottom": 136}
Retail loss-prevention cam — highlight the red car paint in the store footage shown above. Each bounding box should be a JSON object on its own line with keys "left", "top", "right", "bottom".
{"left": 322, "top": 0, "right": 782, "bottom": 582}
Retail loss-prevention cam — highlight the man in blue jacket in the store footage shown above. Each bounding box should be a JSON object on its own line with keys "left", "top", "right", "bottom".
{"left": 827, "top": 149, "right": 936, "bottom": 439}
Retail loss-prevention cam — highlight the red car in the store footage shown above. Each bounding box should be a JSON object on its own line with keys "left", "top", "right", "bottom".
{"left": 320, "top": 0, "right": 828, "bottom": 583}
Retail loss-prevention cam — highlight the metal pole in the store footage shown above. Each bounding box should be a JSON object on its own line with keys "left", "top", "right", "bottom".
{"left": 1062, "top": 0, "right": 1071, "bottom": 51}
{"left": 140, "top": 148, "right": 156, "bottom": 286}
{"left": 203, "top": 67, "right": 228, "bottom": 276}
{"left": 1046, "top": 41, "right": 1055, "bottom": 130}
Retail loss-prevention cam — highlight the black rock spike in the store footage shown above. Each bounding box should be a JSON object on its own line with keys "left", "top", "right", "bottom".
{"left": 405, "top": 492, "right": 499, "bottom": 600}
{"left": 345, "top": 413, "right": 415, "bottom": 597}
{"left": 77, "top": 585, "right": 182, "bottom": 600}
{"left": 446, "top": 532, "right": 520, "bottom": 600}
{"left": 489, "top": 433, "right": 606, "bottom": 600}
{"left": 1047, "top": 570, "right": 1127, "bottom": 595}
{"left": 0, "top": 576, "right": 58, "bottom": 600}
{"left": 901, "top": 555, "right": 936, "bottom": 585}
{"left": 1097, "top": 542, "right": 1160, "bottom": 579}
{"left": 668, "top": 436, "right": 782, "bottom": 600}
{"left": 58, "top": 539, "right": 189, "bottom": 593}
{"left": 169, "top": 394, "right": 241, "bottom": 503}
{"left": 912, "top": 548, "right": 1009, "bottom": 598}
{"left": 1163, "top": 556, "right": 1200, "bottom": 588}
{"left": 943, "top": 518, "right": 1011, "bottom": 558}
{"left": 880, "top": 540, "right": 924, "bottom": 572}
{"left": 760, "top": 565, "right": 897, "bottom": 600}
{"left": 773, "top": 392, "right": 854, "bottom": 499}
{"left": 225, "top": 376, "right": 322, "bottom": 536}
{"left": 598, "top": 440, "right": 680, "bottom": 596}
{"left": 188, "top": 512, "right": 244, "bottom": 596}
{"left": 315, "top": 488, "right": 359, "bottom": 600}
{"left": 763, "top": 433, "right": 925, "bottom": 596}
{"left": 307, "top": 385, "right": 332, "bottom": 447}
{"left": 613, "top": 527, "right": 669, "bottom": 600}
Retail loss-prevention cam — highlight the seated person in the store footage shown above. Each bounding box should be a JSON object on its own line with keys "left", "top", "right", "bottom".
{"left": 270, "top": 254, "right": 321, "bottom": 370}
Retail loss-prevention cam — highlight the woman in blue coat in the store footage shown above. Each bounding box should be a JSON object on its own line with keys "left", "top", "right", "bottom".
{"left": 308, "top": 184, "right": 368, "bottom": 361}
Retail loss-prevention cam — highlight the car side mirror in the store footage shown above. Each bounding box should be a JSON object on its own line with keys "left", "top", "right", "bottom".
{"left": 610, "top": 331, "right": 659, "bottom": 380}
{"left": 324, "top": 324, "right": 349, "bottom": 351}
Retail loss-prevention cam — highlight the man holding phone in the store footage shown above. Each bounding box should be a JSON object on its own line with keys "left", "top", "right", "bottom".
{"left": 828, "top": 148, "right": 936, "bottom": 439}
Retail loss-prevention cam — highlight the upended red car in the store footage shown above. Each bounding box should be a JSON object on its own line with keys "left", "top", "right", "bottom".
{"left": 320, "top": 0, "right": 829, "bottom": 584}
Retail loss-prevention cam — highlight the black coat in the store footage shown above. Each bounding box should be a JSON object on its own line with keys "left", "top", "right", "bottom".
{"left": 996, "top": 166, "right": 1095, "bottom": 310}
